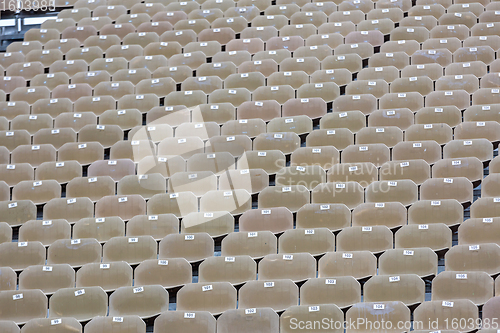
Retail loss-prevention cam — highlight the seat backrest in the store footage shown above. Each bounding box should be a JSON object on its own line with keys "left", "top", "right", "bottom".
{"left": 238, "top": 279, "right": 298, "bottom": 312}
{"left": 109, "top": 285, "right": 169, "bottom": 318}
{"left": 177, "top": 282, "right": 237, "bottom": 315}
{"left": 84, "top": 316, "right": 146, "bottom": 333}
{"left": 0, "top": 289, "right": 47, "bottom": 324}
{"left": 76, "top": 261, "right": 133, "bottom": 292}
{"left": 379, "top": 247, "right": 438, "bottom": 278}
{"left": 47, "top": 238, "right": 101, "bottom": 267}
{"left": 153, "top": 311, "right": 216, "bottom": 333}
{"left": 19, "top": 263, "right": 74, "bottom": 294}
{"left": 319, "top": 251, "right": 377, "bottom": 280}
{"left": 364, "top": 274, "right": 425, "bottom": 306}
{"left": 258, "top": 253, "right": 316, "bottom": 282}
{"left": 49, "top": 286, "right": 107, "bottom": 322}
{"left": 396, "top": 223, "right": 452, "bottom": 252}
{"left": 221, "top": 231, "right": 277, "bottom": 259}
{"left": 159, "top": 232, "right": 214, "bottom": 262}
{"left": 135, "top": 258, "right": 192, "bottom": 289}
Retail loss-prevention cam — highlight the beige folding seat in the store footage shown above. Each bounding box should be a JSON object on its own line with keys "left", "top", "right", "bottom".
{"left": 48, "top": 58, "right": 87, "bottom": 78}
{"left": 342, "top": 144, "right": 391, "bottom": 167}
{"left": 299, "top": 276, "right": 360, "bottom": 308}
{"left": 238, "top": 207, "right": 293, "bottom": 234}
{"left": 163, "top": 90, "right": 206, "bottom": 108}
{"left": 0, "top": 289, "right": 47, "bottom": 324}
{"left": 236, "top": 100, "right": 280, "bottom": 122}
{"left": 136, "top": 153, "right": 185, "bottom": 177}
{"left": 218, "top": 308, "right": 278, "bottom": 333}
{"left": 61, "top": 25, "right": 98, "bottom": 44}
{"left": 291, "top": 146, "right": 339, "bottom": 169}
{"left": 368, "top": 53, "right": 409, "bottom": 72}
{"left": 0, "top": 163, "right": 33, "bottom": 187}
{"left": 0, "top": 101, "right": 30, "bottom": 121}
{"left": 390, "top": 76, "right": 433, "bottom": 96}
{"left": 129, "top": 54, "right": 168, "bottom": 73}
{"left": 364, "top": 274, "right": 425, "bottom": 306}
{"left": 409, "top": 3, "right": 445, "bottom": 18}
{"left": 253, "top": 132, "right": 301, "bottom": 155}
{"left": 93, "top": 81, "right": 134, "bottom": 100}
{"left": 26, "top": 49, "right": 63, "bottom": 68}
{"left": 87, "top": 159, "right": 134, "bottom": 181}
{"left": 445, "top": 61, "right": 487, "bottom": 78}
{"left": 85, "top": 316, "right": 145, "bottom": 333}
{"left": 459, "top": 218, "right": 500, "bottom": 246}
{"left": 134, "top": 258, "right": 191, "bottom": 289}
{"left": 267, "top": 115, "right": 312, "bottom": 136}
{"left": 181, "top": 76, "right": 222, "bottom": 95}
{"left": 221, "top": 231, "right": 275, "bottom": 260}
{"left": 0, "top": 51, "right": 25, "bottom": 70}
{"left": 264, "top": 4, "right": 300, "bottom": 18}
{"left": 226, "top": 38, "right": 264, "bottom": 55}
{"left": 99, "top": 23, "right": 136, "bottom": 41}
{"left": 322, "top": 54, "right": 362, "bottom": 73}
{"left": 430, "top": 24, "right": 469, "bottom": 41}
{"left": 52, "top": 83, "right": 92, "bottom": 103}
{"left": 186, "top": 152, "right": 234, "bottom": 174}
{"left": 0, "top": 321, "right": 18, "bottom": 332}
{"left": 200, "top": 189, "right": 251, "bottom": 215}
{"left": 422, "top": 37, "right": 462, "bottom": 54}
{"left": 297, "top": 82, "right": 341, "bottom": 102}
{"left": 239, "top": 279, "right": 298, "bottom": 312}
{"left": 435, "top": 74, "right": 479, "bottom": 95}
{"left": 159, "top": 232, "right": 213, "bottom": 262}
{"left": 311, "top": 68, "right": 352, "bottom": 87}
{"left": 0, "top": 241, "right": 45, "bottom": 271}
{"left": 473, "top": 88, "right": 500, "bottom": 106}
{"left": 432, "top": 157, "right": 483, "bottom": 184}
{"left": 380, "top": 247, "right": 438, "bottom": 278}
{"left": 432, "top": 271, "right": 493, "bottom": 305}
{"left": 75, "top": 261, "right": 132, "bottom": 291}
{"left": 74, "top": 95, "right": 115, "bottom": 116}
{"left": 379, "top": 159, "right": 430, "bottom": 185}
{"left": 24, "top": 28, "right": 60, "bottom": 45}
{"left": 390, "top": 26, "right": 430, "bottom": 44}
{"left": 275, "top": 165, "right": 325, "bottom": 190}
{"left": 237, "top": 150, "right": 286, "bottom": 175}
{"left": 337, "top": 226, "right": 393, "bottom": 253}
{"left": 400, "top": 15, "right": 438, "bottom": 32}
{"left": 481, "top": 173, "right": 500, "bottom": 198}
{"left": 358, "top": 18, "right": 395, "bottom": 35}
{"left": 238, "top": 59, "right": 278, "bottom": 79}
{"left": 193, "top": 62, "right": 236, "bottom": 82}
{"left": 209, "top": 17, "right": 247, "bottom": 35}
{"left": 286, "top": 304, "right": 345, "bottom": 333}
{"left": 293, "top": 43, "right": 332, "bottom": 61}
{"left": 409, "top": 197, "right": 463, "bottom": 226}
{"left": 117, "top": 94, "right": 159, "bottom": 113}
{"left": 280, "top": 58, "right": 321, "bottom": 76}
{"left": 10, "top": 86, "right": 50, "bottom": 106}
{"left": 296, "top": 203, "right": 349, "bottom": 232}
{"left": 258, "top": 185, "right": 309, "bottom": 212}
{"left": 11, "top": 144, "right": 57, "bottom": 168}
{"left": 176, "top": 282, "right": 236, "bottom": 315}
{"left": 47, "top": 238, "right": 101, "bottom": 267}
{"left": 95, "top": 195, "right": 146, "bottom": 221}
{"left": 19, "top": 263, "right": 74, "bottom": 294}
{"left": 346, "top": 301, "right": 411, "bottom": 333}
{"left": 196, "top": 29, "right": 235, "bottom": 47}
{"left": 250, "top": 14, "right": 288, "bottom": 31}
{"left": 306, "top": 126, "right": 354, "bottom": 150}
{"left": 312, "top": 182, "right": 364, "bottom": 209}
{"left": 471, "top": 197, "right": 500, "bottom": 219}
{"left": 197, "top": 255, "right": 255, "bottom": 285}
{"left": 305, "top": 33, "right": 343, "bottom": 49}
{"left": 6, "top": 41, "right": 42, "bottom": 55}
{"left": 446, "top": 243, "right": 500, "bottom": 276}
{"left": 425, "top": 90, "right": 470, "bottom": 110}
{"left": 102, "top": 235, "right": 156, "bottom": 265}
{"left": 278, "top": 227, "right": 334, "bottom": 256}
{"left": 188, "top": 8, "right": 224, "bottom": 23}
{"left": 420, "top": 177, "right": 473, "bottom": 205}
{"left": 411, "top": 49, "right": 453, "bottom": 68}
{"left": 258, "top": 253, "right": 315, "bottom": 282}
{"left": 57, "top": 142, "right": 104, "bottom": 166}
{"left": 88, "top": 57, "right": 127, "bottom": 76}
{"left": 147, "top": 192, "right": 198, "bottom": 218}
{"left": 405, "top": 123, "right": 453, "bottom": 145}
{"left": 345, "top": 30, "right": 385, "bottom": 48}
{"left": 352, "top": 202, "right": 406, "bottom": 229}
{"left": 346, "top": 79, "right": 389, "bottom": 99}
{"left": 319, "top": 250, "right": 377, "bottom": 280}
{"left": 73, "top": 216, "right": 125, "bottom": 243}
{"left": 32, "top": 128, "right": 77, "bottom": 150}
{"left": 108, "top": 285, "right": 169, "bottom": 319}
{"left": 0, "top": 76, "right": 26, "bottom": 96}
{"left": 480, "top": 73, "right": 500, "bottom": 90}
{"left": 155, "top": 311, "right": 217, "bottom": 333}
{"left": 181, "top": 211, "right": 233, "bottom": 237}
{"left": 443, "top": 139, "right": 493, "bottom": 162}
{"left": 143, "top": 42, "right": 181, "bottom": 61}
{"left": 117, "top": 173, "right": 166, "bottom": 199}
{"left": 333, "top": 95, "right": 376, "bottom": 116}
{"left": 167, "top": 171, "right": 216, "bottom": 197}
{"left": 192, "top": 102, "right": 235, "bottom": 125}
{"left": 401, "top": 63, "right": 443, "bottom": 82}
{"left": 464, "top": 35, "right": 500, "bottom": 51}
{"left": 11, "top": 114, "right": 53, "bottom": 136}
{"left": 357, "top": 127, "right": 403, "bottom": 148}
{"left": 42, "top": 197, "right": 94, "bottom": 223}
{"left": 220, "top": 120, "right": 266, "bottom": 140}
{"left": 113, "top": 68, "right": 152, "bottom": 86}
{"left": 397, "top": 223, "right": 452, "bottom": 252}
{"left": 379, "top": 92, "right": 425, "bottom": 113}
{"left": 127, "top": 213, "right": 178, "bottom": 240}
{"left": 31, "top": 98, "right": 71, "bottom": 119}
{"left": 240, "top": 27, "right": 278, "bottom": 44}
{"left": 116, "top": 13, "right": 152, "bottom": 29}
{"left": 19, "top": 219, "right": 71, "bottom": 246}
{"left": 0, "top": 130, "right": 31, "bottom": 152}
